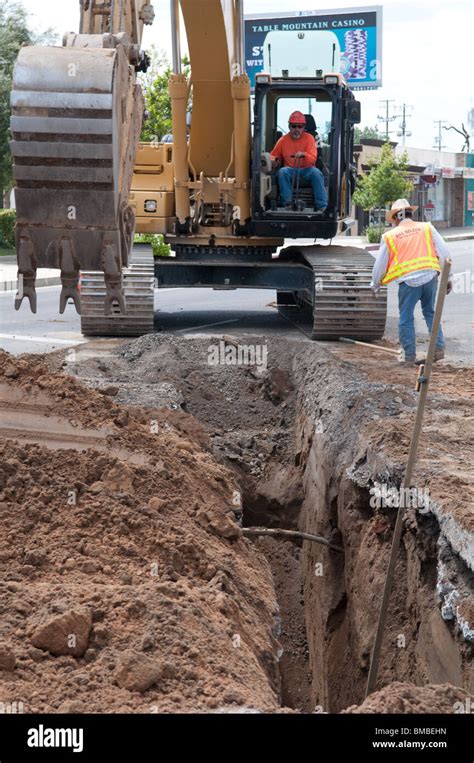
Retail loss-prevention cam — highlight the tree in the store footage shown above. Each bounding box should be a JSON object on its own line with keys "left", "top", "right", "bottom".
{"left": 443, "top": 123, "right": 470, "bottom": 153}
{"left": 139, "top": 47, "right": 191, "bottom": 143}
{"left": 0, "top": 0, "right": 55, "bottom": 206}
{"left": 354, "top": 125, "right": 385, "bottom": 143}
{"left": 353, "top": 142, "right": 413, "bottom": 237}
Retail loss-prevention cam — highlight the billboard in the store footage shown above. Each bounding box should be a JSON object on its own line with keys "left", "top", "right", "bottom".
{"left": 245, "top": 6, "right": 382, "bottom": 91}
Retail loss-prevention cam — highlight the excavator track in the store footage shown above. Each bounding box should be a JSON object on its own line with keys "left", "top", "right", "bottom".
{"left": 80, "top": 246, "right": 155, "bottom": 337}
{"left": 280, "top": 245, "right": 387, "bottom": 341}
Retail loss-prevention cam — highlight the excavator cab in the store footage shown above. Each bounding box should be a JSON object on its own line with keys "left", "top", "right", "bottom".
{"left": 251, "top": 74, "right": 361, "bottom": 240}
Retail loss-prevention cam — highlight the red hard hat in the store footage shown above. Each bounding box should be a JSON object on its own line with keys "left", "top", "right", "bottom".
{"left": 289, "top": 111, "right": 306, "bottom": 125}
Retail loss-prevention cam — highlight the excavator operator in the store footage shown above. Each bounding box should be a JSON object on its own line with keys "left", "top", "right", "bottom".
{"left": 270, "top": 111, "right": 328, "bottom": 212}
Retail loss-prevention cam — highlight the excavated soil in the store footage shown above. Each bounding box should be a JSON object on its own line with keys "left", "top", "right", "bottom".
{"left": 0, "top": 336, "right": 472, "bottom": 714}
{"left": 0, "top": 351, "right": 282, "bottom": 713}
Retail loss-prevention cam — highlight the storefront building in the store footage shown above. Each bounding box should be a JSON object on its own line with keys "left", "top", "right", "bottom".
{"left": 402, "top": 146, "right": 472, "bottom": 229}
{"left": 352, "top": 140, "right": 473, "bottom": 232}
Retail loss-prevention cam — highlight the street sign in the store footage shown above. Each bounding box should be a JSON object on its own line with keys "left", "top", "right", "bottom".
{"left": 245, "top": 6, "right": 383, "bottom": 91}
{"left": 441, "top": 167, "right": 455, "bottom": 179}
{"left": 424, "top": 201, "right": 435, "bottom": 222}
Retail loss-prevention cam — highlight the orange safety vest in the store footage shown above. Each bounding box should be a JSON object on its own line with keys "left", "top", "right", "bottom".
{"left": 381, "top": 220, "right": 441, "bottom": 285}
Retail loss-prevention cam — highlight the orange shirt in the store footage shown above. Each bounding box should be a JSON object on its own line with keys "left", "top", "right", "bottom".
{"left": 271, "top": 131, "right": 317, "bottom": 168}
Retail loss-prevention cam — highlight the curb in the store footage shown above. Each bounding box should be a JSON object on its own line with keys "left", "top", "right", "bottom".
{"left": 444, "top": 234, "right": 474, "bottom": 243}
{"left": 364, "top": 234, "right": 473, "bottom": 251}
{"left": 0, "top": 276, "right": 61, "bottom": 292}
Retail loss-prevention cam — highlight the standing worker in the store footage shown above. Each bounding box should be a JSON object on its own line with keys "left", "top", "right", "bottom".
{"left": 271, "top": 111, "right": 327, "bottom": 213}
{"left": 371, "top": 199, "right": 452, "bottom": 365}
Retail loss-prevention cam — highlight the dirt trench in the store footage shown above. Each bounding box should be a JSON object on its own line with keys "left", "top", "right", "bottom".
{"left": 0, "top": 337, "right": 472, "bottom": 713}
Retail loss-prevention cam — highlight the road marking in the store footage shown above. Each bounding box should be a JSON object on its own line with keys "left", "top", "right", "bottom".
{"left": 0, "top": 333, "right": 85, "bottom": 345}
{"left": 176, "top": 318, "right": 240, "bottom": 333}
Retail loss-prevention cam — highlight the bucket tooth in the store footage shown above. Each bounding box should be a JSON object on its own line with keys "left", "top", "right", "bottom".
{"left": 104, "top": 282, "right": 127, "bottom": 315}
{"left": 59, "top": 281, "right": 81, "bottom": 314}
{"left": 58, "top": 236, "right": 81, "bottom": 314}
{"left": 103, "top": 241, "right": 126, "bottom": 315}
{"left": 14, "top": 280, "right": 37, "bottom": 313}
{"left": 15, "top": 233, "right": 37, "bottom": 313}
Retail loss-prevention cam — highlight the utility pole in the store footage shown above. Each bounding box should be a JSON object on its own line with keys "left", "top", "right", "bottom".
{"left": 377, "top": 99, "right": 396, "bottom": 141}
{"left": 396, "top": 103, "right": 413, "bottom": 147}
{"left": 433, "top": 120, "right": 448, "bottom": 151}
{"left": 467, "top": 106, "right": 474, "bottom": 136}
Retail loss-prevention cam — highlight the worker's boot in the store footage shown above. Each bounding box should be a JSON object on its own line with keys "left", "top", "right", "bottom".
{"left": 416, "top": 348, "right": 445, "bottom": 365}
{"left": 400, "top": 355, "right": 416, "bottom": 367}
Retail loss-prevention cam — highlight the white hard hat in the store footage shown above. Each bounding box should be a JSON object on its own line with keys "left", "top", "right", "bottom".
{"left": 386, "top": 198, "right": 418, "bottom": 224}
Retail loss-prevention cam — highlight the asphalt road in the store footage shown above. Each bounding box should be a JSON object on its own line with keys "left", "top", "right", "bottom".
{"left": 0, "top": 240, "right": 472, "bottom": 363}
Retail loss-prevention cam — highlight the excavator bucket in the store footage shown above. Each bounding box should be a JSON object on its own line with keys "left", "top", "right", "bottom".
{"left": 10, "top": 42, "right": 143, "bottom": 314}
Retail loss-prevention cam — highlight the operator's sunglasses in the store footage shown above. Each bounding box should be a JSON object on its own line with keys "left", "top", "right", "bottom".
{"left": 290, "top": 124, "right": 305, "bottom": 128}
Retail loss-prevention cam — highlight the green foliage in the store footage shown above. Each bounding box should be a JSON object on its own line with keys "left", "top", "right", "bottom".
{"left": 353, "top": 143, "right": 413, "bottom": 222}
{"left": 365, "top": 224, "right": 382, "bottom": 244}
{"left": 0, "top": 1, "right": 56, "bottom": 201}
{"left": 134, "top": 233, "right": 171, "bottom": 257}
{"left": 0, "top": 207, "right": 15, "bottom": 246}
{"left": 139, "top": 48, "right": 191, "bottom": 142}
{"left": 354, "top": 125, "right": 385, "bottom": 143}
{"left": 0, "top": 2, "right": 29, "bottom": 198}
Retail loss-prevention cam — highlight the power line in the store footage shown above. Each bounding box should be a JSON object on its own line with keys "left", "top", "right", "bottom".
{"left": 395, "top": 104, "right": 413, "bottom": 147}
{"left": 377, "top": 99, "right": 396, "bottom": 140}
{"left": 433, "top": 120, "right": 448, "bottom": 151}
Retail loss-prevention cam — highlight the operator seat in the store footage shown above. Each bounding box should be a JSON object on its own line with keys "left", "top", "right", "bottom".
{"left": 284, "top": 113, "right": 328, "bottom": 208}
{"left": 304, "top": 113, "right": 329, "bottom": 178}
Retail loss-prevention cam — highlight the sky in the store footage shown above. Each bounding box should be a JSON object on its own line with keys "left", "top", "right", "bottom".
{"left": 19, "top": 0, "right": 473, "bottom": 154}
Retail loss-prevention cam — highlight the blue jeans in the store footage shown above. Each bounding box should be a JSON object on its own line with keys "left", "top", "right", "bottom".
{"left": 277, "top": 166, "right": 327, "bottom": 208}
{"left": 398, "top": 276, "right": 445, "bottom": 358}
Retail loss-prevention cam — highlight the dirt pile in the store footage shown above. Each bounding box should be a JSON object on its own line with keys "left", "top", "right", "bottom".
{"left": 0, "top": 350, "right": 283, "bottom": 713}
{"left": 343, "top": 682, "right": 472, "bottom": 714}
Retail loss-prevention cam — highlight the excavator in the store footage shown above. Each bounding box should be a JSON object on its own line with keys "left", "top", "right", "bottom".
{"left": 10, "top": 0, "right": 387, "bottom": 339}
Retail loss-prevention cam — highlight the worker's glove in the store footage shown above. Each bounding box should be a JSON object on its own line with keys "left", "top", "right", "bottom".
{"left": 446, "top": 279, "right": 453, "bottom": 295}
{"left": 370, "top": 283, "right": 380, "bottom": 296}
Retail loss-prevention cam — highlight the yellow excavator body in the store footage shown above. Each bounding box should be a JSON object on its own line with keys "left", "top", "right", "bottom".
{"left": 9, "top": 1, "right": 387, "bottom": 341}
